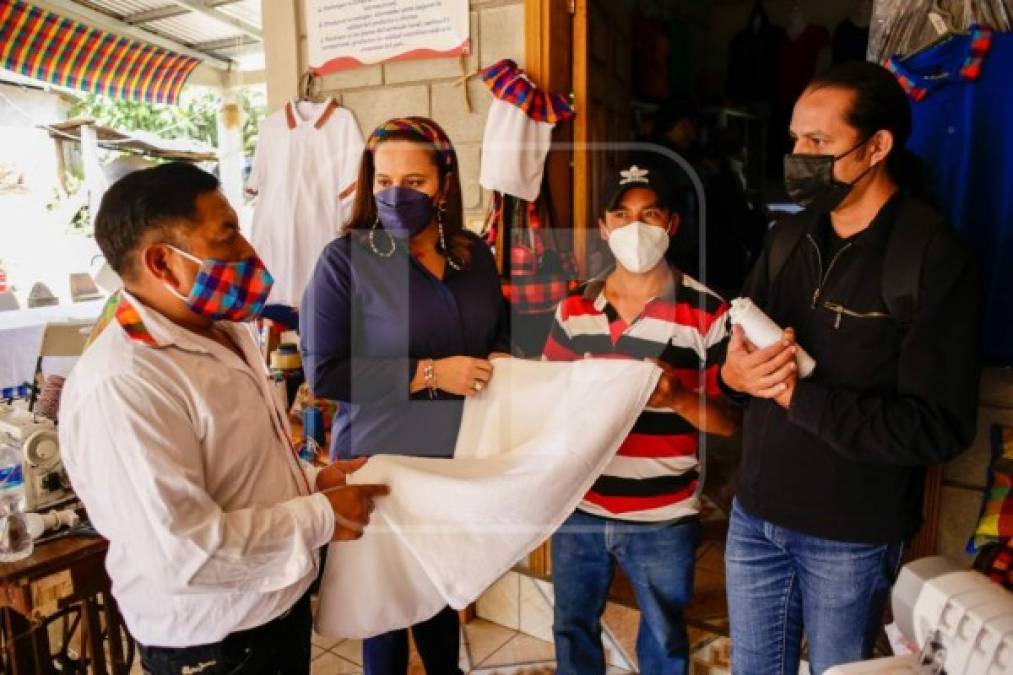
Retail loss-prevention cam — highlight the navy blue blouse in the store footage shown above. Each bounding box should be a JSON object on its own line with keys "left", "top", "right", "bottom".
{"left": 300, "top": 231, "right": 509, "bottom": 459}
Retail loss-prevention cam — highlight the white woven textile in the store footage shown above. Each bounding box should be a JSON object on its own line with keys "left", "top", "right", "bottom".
{"left": 314, "top": 357, "right": 660, "bottom": 638}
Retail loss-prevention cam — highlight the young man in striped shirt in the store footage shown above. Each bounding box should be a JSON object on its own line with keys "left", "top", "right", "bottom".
{"left": 543, "top": 164, "right": 736, "bottom": 674}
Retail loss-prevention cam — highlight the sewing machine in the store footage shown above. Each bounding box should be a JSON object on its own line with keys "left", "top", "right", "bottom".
{"left": 827, "top": 556, "right": 1013, "bottom": 674}
{"left": 0, "top": 404, "right": 73, "bottom": 511}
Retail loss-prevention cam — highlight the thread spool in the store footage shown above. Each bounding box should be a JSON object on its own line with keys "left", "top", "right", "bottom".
{"left": 35, "top": 375, "right": 65, "bottom": 421}
{"left": 270, "top": 343, "right": 304, "bottom": 409}
{"left": 303, "top": 403, "right": 325, "bottom": 449}
{"left": 270, "top": 343, "right": 302, "bottom": 370}
{"left": 728, "top": 298, "right": 817, "bottom": 378}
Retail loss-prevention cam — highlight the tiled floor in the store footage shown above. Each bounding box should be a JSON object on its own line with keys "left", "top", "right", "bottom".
{"left": 302, "top": 619, "right": 737, "bottom": 674}
{"left": 121, "top": 618, "right": 731, "bottom": 675}
{"left": 309, "top": 619, "right": 582, "bottom": 675}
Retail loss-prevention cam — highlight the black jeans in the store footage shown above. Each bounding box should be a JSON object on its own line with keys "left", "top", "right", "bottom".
{"left": 362, "top": 605, "right": 462, "bottom": 675}
{"left": 139, "top": 593, "right": 312, "bottom": 675}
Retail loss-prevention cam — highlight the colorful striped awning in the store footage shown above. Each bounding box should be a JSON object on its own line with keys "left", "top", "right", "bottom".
{"left": 0, "top": 0, "right": 201, "bottom": 104}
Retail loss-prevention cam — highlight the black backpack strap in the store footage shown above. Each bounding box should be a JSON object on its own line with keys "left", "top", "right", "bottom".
{"left": 766, "top": 213, "right": 809, "bottom": 292}
{"left": 882, "top": 199, "right": 944, "bottom": 329}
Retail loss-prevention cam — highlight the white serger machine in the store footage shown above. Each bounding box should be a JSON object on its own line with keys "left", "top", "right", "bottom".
{"left": 828, "top": 556, "right": 1013, "bottom": 675}
{"left": 0, "top": 404, "right": 73, "bottom": 511}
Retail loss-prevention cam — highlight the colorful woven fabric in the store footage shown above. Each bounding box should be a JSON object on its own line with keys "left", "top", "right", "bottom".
{"left": 86, "top": 292, "right": 157, "bottom": 349}
{"left": 502, "top": 276, "right": 572, "bottom": 315}
{"left": 973, "top": 539, "right": 1013, "bottom": 590}
{"left": 0, "top": 0, "right": 200, "bottom": 104}
{"left": 883, "top": 58, "right": 928, "bottom": 101}
{"left": 85, "top": 293, "right": 121, "bottom": 349}
{"left": 185, "top": 256, "right": 273, "bottom": 322}
{"left": 960, "top": 25, "right": 993, "bottom": 79}
{"left": 366, "top": 117, "right": 455, "bottom": 169}
{"left": 884, "top": 25, "right": 993, "bottom": 103}
{"left": 481, "top": 59, "right": 575, "bottom": 124}
{"left": 971, "top": 424, "right": 1013, "bottom": 551}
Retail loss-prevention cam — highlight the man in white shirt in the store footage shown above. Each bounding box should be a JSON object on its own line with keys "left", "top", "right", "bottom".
{"left": 59, "top": 163, "right": 388, "bottom": 675}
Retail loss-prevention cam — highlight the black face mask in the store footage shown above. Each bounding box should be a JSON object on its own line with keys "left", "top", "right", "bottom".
{"left": 783, "top": 137, "right": 876, "bottom": 211}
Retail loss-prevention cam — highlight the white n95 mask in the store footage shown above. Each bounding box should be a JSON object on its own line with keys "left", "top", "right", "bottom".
{"left": 607, "top": 221, "right": 670, "bottom": 273}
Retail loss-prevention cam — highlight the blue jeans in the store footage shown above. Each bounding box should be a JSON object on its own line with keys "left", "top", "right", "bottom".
{"left": 551, "top": 510, "right": 700, "bottom": 675}
{"left": 725, "top": 500, "right": 904, "bottom": 675}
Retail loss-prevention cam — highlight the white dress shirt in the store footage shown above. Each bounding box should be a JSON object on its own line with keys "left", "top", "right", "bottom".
{"left": 59, "top": 291, "right": 334, "bottom": 647}
{"left": 246, "top": 99, "right": 363, "bottom": 306}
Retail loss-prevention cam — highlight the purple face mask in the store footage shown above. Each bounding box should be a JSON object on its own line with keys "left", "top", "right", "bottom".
{"left": 375, "top": 186, "right": 435, "bottom": 238}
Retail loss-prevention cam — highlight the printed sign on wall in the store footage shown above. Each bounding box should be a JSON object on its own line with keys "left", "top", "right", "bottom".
{"left": 306, "top": 0, "right": 470, "bottom": 74}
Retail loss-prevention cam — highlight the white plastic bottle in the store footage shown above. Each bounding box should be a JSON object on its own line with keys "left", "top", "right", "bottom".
{"left": 0, "top": 441, "right": 32, "bottom": 562}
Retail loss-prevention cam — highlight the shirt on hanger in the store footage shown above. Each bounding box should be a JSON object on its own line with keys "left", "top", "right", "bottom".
{"left": 832, "top": 17, "right": 870, "bottom": 64}
{"left": 479, "top": 59, "right": 575, "bottom": 202}
{"left": 886, "top": 27, "right": 1013, "bottom": 364}
{"left": 726, "top": 11, "right": 785, "bottom": 103}
{"left": 775, "top": 23, "right": 831, "bottom": 107}
{"left": 247, "top": 99, "right": 364, "bottom": 307}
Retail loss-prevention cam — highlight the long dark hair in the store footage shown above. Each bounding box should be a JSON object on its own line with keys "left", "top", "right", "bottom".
{"left": 808, "top": 61, "right": 926, "bottom": 194}
{"left": 345, "top": 117, "right": 472, "bottom": 268}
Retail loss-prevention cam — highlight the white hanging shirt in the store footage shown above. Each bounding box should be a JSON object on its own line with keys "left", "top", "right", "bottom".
{"left": 479, "top": 59, "right": 576, "bottom": 201}
{"left": 314, "top": 357, "right": 660, "bottom": 639}
{"left": 247, "top": 99, "right": 364, "bottom": 306}
{"left": 58, "top": 291, "right": 334, "bottom": 648}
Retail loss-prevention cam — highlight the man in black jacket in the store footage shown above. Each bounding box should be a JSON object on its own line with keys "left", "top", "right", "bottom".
{"left": 719, "top": 62, "right": 981, "bottom": 674}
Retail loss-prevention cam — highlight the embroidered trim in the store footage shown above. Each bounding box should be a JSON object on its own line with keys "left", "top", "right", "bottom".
{"left": 481, "top": 59, "right": 575, "bottom": 124}
{"left": 85, "top": 292, "right": 158, "bottom": 348}
{"left": 313, "top": 99, "right": 339, "bottom": 129}
{"left": 959, "top": 25, "right": 992, "bottom": 79}
{"left": 619, "top": 165, "right": 650, "bottom": 185}
{"left": 884, "top": 25, "right": 993, "bottom": 102}
{"left": 115, "top": 296, "right": 158, "bottom": 346}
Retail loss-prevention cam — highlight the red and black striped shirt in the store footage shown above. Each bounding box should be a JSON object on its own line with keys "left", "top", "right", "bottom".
{"left": 542, "top": 270, "right": 730, "bottom": 522}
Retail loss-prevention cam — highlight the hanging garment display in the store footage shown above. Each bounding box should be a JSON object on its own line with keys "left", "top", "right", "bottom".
{"left": 775, "top": 23, "right": 831, "bottom": 108}
{"left": 832, "top": 17, "right": 871, "bottom": 64}
{"left": 885, "top": 26, "right": 1013, "bottom": 363}
{"left": 314, "top": 357, "right": 660, "bottom": 638}
{"left": 633, "top": 12, "right": 671, "bottom": 100}
{"left": 479, "top": 59, "right": 575, "bottom": 202}
{"left": 485, "top": 185, "right": 578, "bottom": 317}
{"left": 246, "top": 99, "right": 364, "bottom": 307}
{"left": 726, "top": 3, "right": 786, "bottom": 104}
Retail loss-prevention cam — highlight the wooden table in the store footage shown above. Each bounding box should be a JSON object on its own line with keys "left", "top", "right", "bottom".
{"left": 0, "top": 534, "right": 131, "bottom": 675}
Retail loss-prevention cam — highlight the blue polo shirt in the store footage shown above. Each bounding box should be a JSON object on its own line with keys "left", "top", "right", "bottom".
{"left": 300, "top": 230, "right": 509, "bottom": 459}
{"left": 886, "top": 26, "right": 1013, "bottom": 364}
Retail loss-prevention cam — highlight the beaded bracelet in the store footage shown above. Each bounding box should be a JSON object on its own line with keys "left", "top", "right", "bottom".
{"left": 423, "top": 358, "right": 437, "bottom": 399}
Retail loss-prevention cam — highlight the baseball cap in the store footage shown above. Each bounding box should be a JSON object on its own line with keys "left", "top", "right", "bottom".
{"left": 604, "top": 164, "right": 676, "bottom": 213}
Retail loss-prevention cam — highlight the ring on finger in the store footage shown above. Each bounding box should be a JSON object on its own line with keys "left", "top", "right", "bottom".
{"left": 474, "top": 379, "right": 484, "bottom": 392}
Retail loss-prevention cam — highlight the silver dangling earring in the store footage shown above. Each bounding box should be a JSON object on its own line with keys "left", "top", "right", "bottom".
{"left": 437, "top": 202, "right": 462, "bottom": 271}
{"left": 368, "top": 217, "right": 396, "bottom": 258}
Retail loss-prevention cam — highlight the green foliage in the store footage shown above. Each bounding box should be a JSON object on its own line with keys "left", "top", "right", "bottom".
{"left": 67, "top": 87, "right": 266, "bottom": 152}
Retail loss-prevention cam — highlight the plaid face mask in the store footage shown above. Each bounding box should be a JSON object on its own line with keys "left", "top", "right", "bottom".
{"left": 163, "top": 245, "right": 274, "bottom": 322}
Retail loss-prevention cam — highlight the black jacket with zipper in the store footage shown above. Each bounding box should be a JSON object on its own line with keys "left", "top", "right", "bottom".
{"left": 728, "top": 192, "right": 982, "bottom": 543}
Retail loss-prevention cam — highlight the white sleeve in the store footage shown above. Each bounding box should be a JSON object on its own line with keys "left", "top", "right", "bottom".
{"left": 246, "top": 124, "right": 270, "bottom": 195}
{"left": 61, "top": 374, "right": 334, "bottom": 595}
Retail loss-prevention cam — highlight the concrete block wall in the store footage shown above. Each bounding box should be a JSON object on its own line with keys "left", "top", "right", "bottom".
{"left": 938, "top": 368, "right": 1013, "bottom": 563}
{"left": 294, "top": 0, "right": 526, "bottom": 231}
